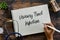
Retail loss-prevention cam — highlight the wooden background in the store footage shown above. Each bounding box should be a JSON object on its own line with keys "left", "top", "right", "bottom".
{"left": 0, "top": 0, "right": 60, "bottom": 40}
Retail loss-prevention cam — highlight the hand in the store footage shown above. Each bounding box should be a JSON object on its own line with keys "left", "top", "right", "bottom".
{"left": 44, "top": 23, "right": 54, "bottom": 40}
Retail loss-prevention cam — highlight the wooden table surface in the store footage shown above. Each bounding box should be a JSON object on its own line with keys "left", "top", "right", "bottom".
{"left": 0, "top": 0, "right": 60, "bottom": 40}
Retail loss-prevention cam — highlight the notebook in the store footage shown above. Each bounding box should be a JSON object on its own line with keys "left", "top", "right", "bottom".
{"left": 11, "top": 4, "right": 51, "bottom": 36}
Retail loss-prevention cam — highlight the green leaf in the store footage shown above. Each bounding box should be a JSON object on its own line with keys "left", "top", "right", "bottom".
{"left": 0, "top": 1, "right": 8, "bottom": 9}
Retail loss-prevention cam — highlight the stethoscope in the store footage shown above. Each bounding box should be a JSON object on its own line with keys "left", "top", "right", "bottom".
{"left": 3, "top": 20, "right": 23, "bottom": 40}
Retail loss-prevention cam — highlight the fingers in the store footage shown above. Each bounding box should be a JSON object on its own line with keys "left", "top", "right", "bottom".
{"left": 44, "top": 25, "right": 51, "bottom": 32}
{"left": 44, "top": 25, "right": 47, "bottom": 32}
{"left": 44, "top": 25, "right": 48, "bottom": 32}
{"left": 44, "top": 23, "right": 54, "bottom": 30}
{"left": 44, "top": 23, "right": 54, "bottom": 34}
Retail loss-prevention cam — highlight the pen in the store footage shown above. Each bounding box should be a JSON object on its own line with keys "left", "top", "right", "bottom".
{"left": 48, "top": 26, "right": 60, "bottom": 33}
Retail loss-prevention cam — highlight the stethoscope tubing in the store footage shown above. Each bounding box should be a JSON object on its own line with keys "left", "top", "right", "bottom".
{"left": 5, "top": 32, "right": 23, "bottom": 40}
